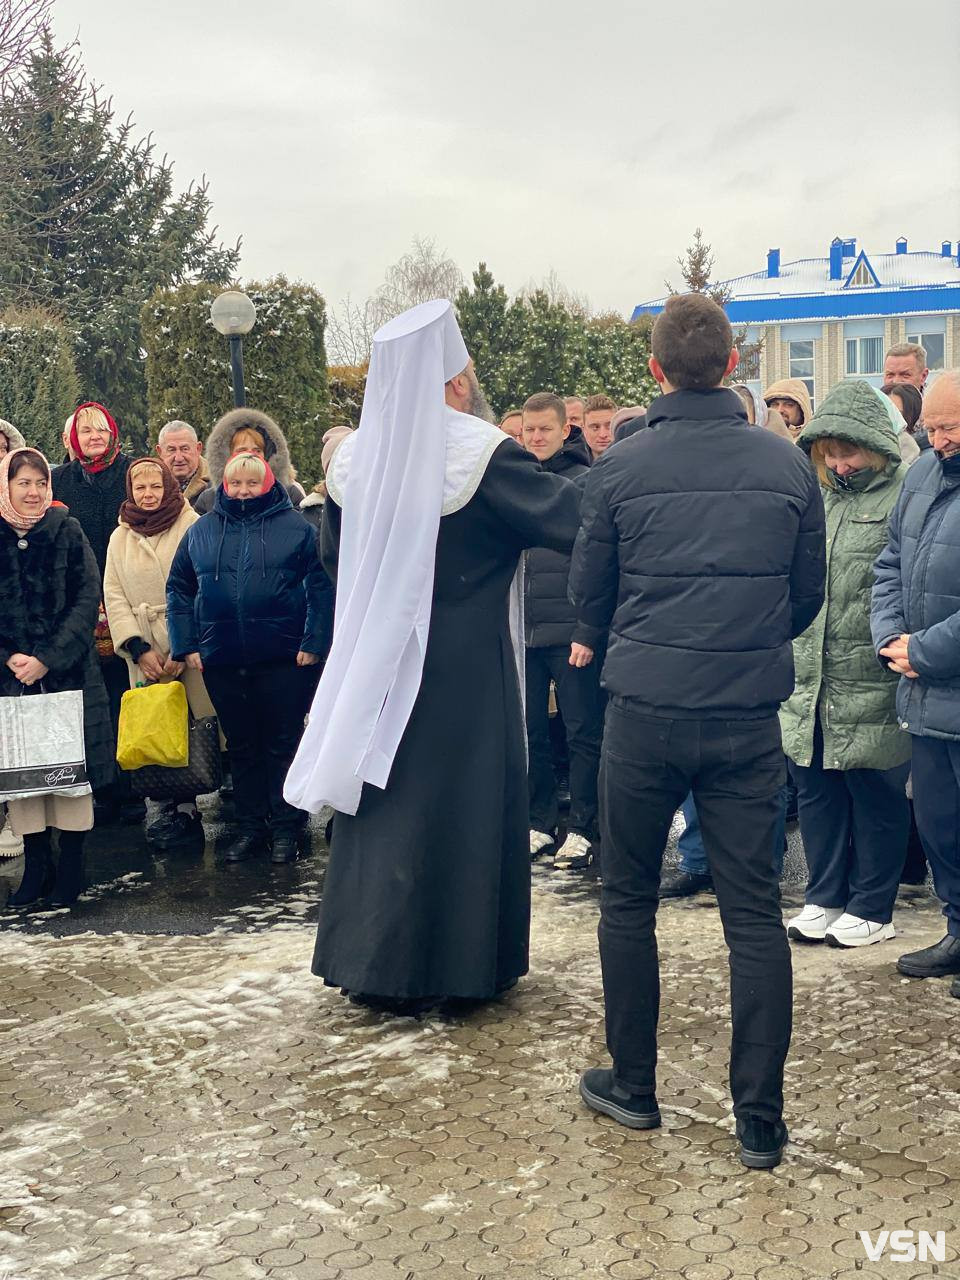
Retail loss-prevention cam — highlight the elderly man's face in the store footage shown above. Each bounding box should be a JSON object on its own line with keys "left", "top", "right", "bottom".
{"left": 924, "top": 379, "right": 960, "bottom": 459}
{"left": 500, "top": 414, "right": 523, "bottom": 443}
{"left": 883, "top": 354, "right": 927, "bottom": 389}
{"left": 157, "top": 429, "right": 202, "bottom": 480}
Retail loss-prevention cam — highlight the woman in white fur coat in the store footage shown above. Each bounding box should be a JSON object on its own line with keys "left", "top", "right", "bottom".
{"left": 103, "top": 457, "right": 214, "bottom": 850}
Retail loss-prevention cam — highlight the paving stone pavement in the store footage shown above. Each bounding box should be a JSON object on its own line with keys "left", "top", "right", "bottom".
{"left": 1, "top": 861, "right": 958, "bottom": 1280}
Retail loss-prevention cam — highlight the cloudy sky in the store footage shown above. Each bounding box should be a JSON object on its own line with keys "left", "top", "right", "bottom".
{"left": 56, "top": 0, "right": 960, "bottom": 318}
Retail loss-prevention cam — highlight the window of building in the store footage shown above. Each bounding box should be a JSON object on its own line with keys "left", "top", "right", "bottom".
{"left": 848, "top": 259, "right": 876, "bottom": 287}
{"left": 906, "top": 332, "right": 945, "bottom": 371}
{"left": 788, "top": 340, "right": 815, "bottom": 407}
{"left": 845, "top": 336, "right": 883, "bottom": 376}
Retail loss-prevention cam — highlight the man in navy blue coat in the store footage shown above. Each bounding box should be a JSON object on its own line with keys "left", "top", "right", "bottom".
{"left": 872, "top": 370, "right": 960, "bottom": 994}
{"left": 570, "top": 293, "right": 825, "bottom": 1169}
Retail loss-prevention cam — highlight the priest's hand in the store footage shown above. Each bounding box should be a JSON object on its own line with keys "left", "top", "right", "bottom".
{"left": 879, "top": 634, "right": 918, "bottom": 678}
{"left": 185, "top": 652, "right": 204, "bottom": 672}
{"left": 569, "top": 643, "right": 594, "bottom": 668}
{"left": 8, "top": 653, "right": 49, "bottom": 686}
{"left": 296, "top": 651, "right": 319, "bottom": 666}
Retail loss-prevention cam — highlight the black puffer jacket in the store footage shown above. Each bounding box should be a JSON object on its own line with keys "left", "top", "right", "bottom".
{"left": 570, "top": 388, "right": 826, "bottom": 718}
{"left": 166, "top": 482, "right": 332, "bottom": 667}
{"left": 51, "top": 455, "right": 133, "bottom": 582}
{"left": 524, "top": 450, "right": 599, "bottom": 648}
{"left": 0, "top": 507, "right": 115, "bottom": 788}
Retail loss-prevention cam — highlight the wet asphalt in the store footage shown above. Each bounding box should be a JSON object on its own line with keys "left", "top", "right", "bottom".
{"left": 0, "top": 789, "right": 812, "bottom": 938}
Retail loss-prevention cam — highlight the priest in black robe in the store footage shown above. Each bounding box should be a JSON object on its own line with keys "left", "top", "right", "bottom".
{"left": 285, "top": 300, "right": 581, "bottom": 1011}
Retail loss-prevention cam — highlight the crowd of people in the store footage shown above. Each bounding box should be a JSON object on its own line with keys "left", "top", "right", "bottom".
{"left": 1, "top": 296, "right": 959, "bottom": 1168}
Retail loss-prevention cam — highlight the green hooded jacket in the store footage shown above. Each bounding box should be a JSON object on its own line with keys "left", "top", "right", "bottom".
{"left": 779, "top": 380, "right": 910, "bottom": 771}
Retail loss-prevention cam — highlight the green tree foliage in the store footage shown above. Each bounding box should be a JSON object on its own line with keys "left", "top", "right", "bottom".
{"left": 0, "top": 31, "right": 239, "bottom": 449}
{"left": 0, "top": 305, "right": 78, "bottom": 458}
{"left": 142, "top": 276, "right": 331, "bottom": 486}
{"left": 327, "top": 363, "right": 367, "bottom": 431}
{"left": 457, "top": 263, "right": 656, "bottom": 415}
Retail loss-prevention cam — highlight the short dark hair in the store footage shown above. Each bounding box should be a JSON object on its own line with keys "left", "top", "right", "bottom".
{"left": 522, "top": 392, "right": 566, "bottom": 427}
{"left": 7, "top": 448, "right": 49, "bottom": 482}
{"left": 881, "top": 381, "right": 923, "bottom": 432}
{"left": 651, "top": 294, "right": 733, "bottom": 390}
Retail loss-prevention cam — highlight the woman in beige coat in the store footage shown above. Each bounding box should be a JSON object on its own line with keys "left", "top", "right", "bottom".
{"left": 103, "top": 458, "right": 214, "bottom": 850}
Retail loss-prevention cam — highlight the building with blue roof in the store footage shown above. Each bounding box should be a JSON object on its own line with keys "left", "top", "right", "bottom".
{"left": 632, "top": 237, "right": 960, "bottom": 407}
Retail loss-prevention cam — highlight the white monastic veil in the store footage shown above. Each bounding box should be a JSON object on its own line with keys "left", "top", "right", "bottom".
{"left": 284, "top": 299, "right": 504, "bottom": 816}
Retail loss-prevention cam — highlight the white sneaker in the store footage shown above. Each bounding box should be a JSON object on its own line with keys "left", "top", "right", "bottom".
{"left": 825, "top": 914, "right": 896, "bottom": 948}
{"left": 554, "top": 832, "right": 592, "bottom": 870}
{"left": 530, "top": 830, "right": 554, "bottom": 858}
{"left": 786, "top": 903, "right": 843, "bottom": 942}
{"left": 0, "top": 819, "right": 23, "bottom": 860}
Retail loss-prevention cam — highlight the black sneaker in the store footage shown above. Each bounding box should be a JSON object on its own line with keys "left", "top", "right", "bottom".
{"left": 579, "top": 1068, "right": 660, "bottom": 1129}
{"left": 224, "top": 831, "right": 267, "bottom": 862}
{"left": 737, "top": 1117, "right": 788, "bottom": 1169}
{"left": 659, "top": 869, "right": 714, "bottom": 899}
{"left": 897, "top": 934, "right": 960, "bottom": 978}
{"left": 951, "top": 976, "right": 960, "bottom": 1000}
{"left": 147, "top": 810, "right": 204, "bottom": 851}
{"left": 270, "top": 829, "right": 311, "bottom": 864}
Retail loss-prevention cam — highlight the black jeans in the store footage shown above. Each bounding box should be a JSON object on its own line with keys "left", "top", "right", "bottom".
{"left": 790, "top": 719, "right": 909, "bottom": 922}
{"left": 525, "top": 644, "right": 603, "bottom": 838}
{"left": 203, "top": 660, "right": 319, "bottom": 837}
{"left": 599, "top": 700, "right": 791, "bottom": 1124}
{"left": 910, "top": 734, "right": 960, "bottom": 938}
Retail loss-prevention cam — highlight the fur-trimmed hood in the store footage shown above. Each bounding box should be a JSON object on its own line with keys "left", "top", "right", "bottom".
{"left": 204, "top": 408, "right": 293, "bottom": 488}
{"left": 0, "top": 419, "right": 25, "bottom": 452}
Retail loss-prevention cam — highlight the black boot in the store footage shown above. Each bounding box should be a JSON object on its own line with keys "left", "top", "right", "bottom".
{"left": 7, "top": 831, "right": 55, "bottom": 907}
{"left": 897, "top": 934, "right": 960, "bottom": 978}
{"left": 48, "top": 830, "right": 87, "bottom": 907}
{"left": 224, "top": 829, "right": 267, "bottom": 862}
{"left": 659, "top": 868, "right": 714, "bottom": 899}
{"left": 270, "top": 828, "right": 311, "bottom": 864}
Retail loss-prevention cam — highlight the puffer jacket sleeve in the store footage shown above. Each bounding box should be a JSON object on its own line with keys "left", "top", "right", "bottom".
{"left": 908, "top": 609, "right": 960, "bottom": 680}
{"left": 34, "top": 522, "right": 100, "bottom": 674}
{"left": 166, "top": 532, "right": 200, "bottom": 660}
{"left": 569, "top": 462, "right": 619, "bottom": 637}
{"left": 871, "top": 493, "right": 907, "bottom": 659}
{"left": 297, "top": 523, "right": 335, "bottom": 658}
{"left": 788, "top": 470, "right": 827, "bottom": 638}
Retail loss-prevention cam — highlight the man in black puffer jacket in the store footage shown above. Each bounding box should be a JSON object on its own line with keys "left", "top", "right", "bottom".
{"left": 570, "top": 294, "right": 826, "bottom": 1170}
{"left": 522, "top": 393, "right": 605, "bottom": 871}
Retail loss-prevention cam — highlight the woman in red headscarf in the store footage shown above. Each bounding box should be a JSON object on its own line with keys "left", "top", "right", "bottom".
{"left": 51, "top": 403, "right": 140, "bottom": 823}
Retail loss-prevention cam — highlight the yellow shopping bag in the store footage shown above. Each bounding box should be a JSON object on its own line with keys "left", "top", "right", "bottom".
{"left": 116, "top": 681, "right": 190, "bottom": 771}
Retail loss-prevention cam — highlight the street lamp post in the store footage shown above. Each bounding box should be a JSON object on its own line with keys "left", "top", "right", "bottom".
{"left": 210, "top": 290, "right": 257, "bottom": 407}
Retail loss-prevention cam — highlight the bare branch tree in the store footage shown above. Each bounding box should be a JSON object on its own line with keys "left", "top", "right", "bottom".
{"left": 0, "top": 0, "right": 51, "bottom": 91}
{"left": 520, "top": 267, "right": 591, "bottom": 318}
{"left": 326, "top": 292, "right": 378, "bottom": 368}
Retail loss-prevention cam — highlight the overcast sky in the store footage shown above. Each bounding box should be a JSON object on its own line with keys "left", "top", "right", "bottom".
{"left": 56, "top": 0, "right": 960, "bottom": 318}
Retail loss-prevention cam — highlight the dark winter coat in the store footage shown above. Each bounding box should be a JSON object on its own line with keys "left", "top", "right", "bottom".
{"left": 193, "top": 408, "right": 302, "bottom": 514}
{"left": 166, "top": 483, "right": 332, "bottom": 667}
{"left": 570, "top": 388, "right": 826, "bottom": 718}
{"left": 51, "top": 454, "right": 133, "bottom": 581}
{"left": 780, "top": 380, "right": 909, "bottom": 770}
{"left": 0, "top": 507, "right": 115, "bottom": 789}
{"left": 524, "top": 450, "right": 597, "bottom": 649}
{"left": 614, "top": 411, "right": 648, "bottom": 442}
{"left": 872, "top": 449, "right": 960, "bottom": 741}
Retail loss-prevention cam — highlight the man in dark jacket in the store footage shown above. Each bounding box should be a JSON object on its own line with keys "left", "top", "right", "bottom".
{"left": 570, "top": 293, "right": 826, "bottom": 1169}
{"left": 522, "top": 393, "right": 605, "bottom": 870}
{"left": 872, "top": 369, "right": 960, "bottom": 994}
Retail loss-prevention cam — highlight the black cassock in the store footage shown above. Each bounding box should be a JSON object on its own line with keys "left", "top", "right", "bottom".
{"left": 313, "top": 441, "right": 581, "bottom": 1000}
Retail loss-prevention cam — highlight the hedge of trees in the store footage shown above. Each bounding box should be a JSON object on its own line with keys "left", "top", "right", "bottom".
{"left": 142, "top": 276, "right": 331, "bottom": 485}
{"left": 0, "top": 307, "right": 79, "bottom": 459}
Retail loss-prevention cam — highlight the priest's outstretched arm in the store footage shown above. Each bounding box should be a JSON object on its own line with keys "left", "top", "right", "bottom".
{"left": 478, "top": 441, "right": 581, "bottom": 553}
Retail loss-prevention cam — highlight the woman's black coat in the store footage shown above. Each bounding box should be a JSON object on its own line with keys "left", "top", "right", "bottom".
{"left": 51, "top": 455, "right": 133, "bottom": 581}
{"left": 0, "top": 507, "right": 115, "bottom": 789}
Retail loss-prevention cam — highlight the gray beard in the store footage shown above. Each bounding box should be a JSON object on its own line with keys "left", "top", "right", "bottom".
{"left": 468, "top": 381, "right": 495, "bottom": 424}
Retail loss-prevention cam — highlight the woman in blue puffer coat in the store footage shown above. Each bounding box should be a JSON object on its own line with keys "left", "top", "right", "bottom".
{"left": 167, "top": 452, "right": 332, "bottom": 865}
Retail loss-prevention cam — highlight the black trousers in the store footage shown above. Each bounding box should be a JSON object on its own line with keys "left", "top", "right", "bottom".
{"left": 599, "top": 700, "right": 791, "bottom": 1123}
{"left": 100, "top": 653, "right": 136, "bottom": 803}
{"left": 203, "top": 660, "right": 319, "bottom": 836}
{"left": 525, "top": 644, "right": 603, "bottom": 838}
{"left": 910, "top": 734, "right": 960, "bottom": 938}
{"left": 790, "top": 719, "right": 909, "bottom": 922}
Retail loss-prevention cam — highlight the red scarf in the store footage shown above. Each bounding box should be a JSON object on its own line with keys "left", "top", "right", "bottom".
{"left": 69, "top": 402, "right": 121, "bottom": 474}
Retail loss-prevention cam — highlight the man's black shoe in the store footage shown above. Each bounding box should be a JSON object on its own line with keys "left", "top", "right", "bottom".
{"left": 224, "top": 831, "right": 266, "bottom": 863}
{"left": 737, "top": 1117, "right": 788, "bottom": 1169}
{"left": 659, "top": 869, "right": 714, "bottom": 899}
{"left": 951, "top": 975, "right": 960, "bottom": 999}
{"left": 897, "top": 934, "right": 960, "bottom": 978}
{"left": 147, "top": 810, "right": 204, "bottom": 851}
{"left": 579, "top": 1068, "right": 661, "bottom": 1130}
{"left": 270, "top": 829, "right": 310, "bottom": 864}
